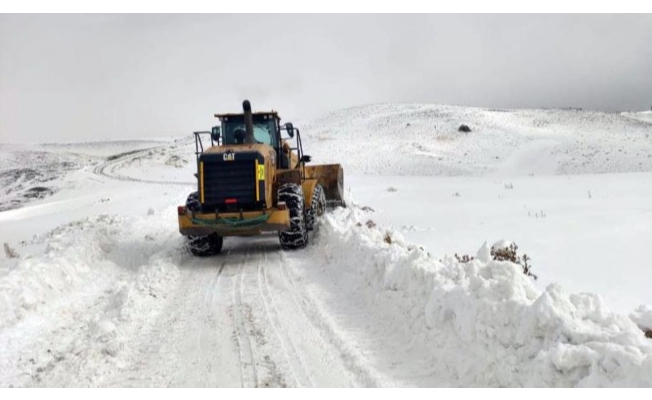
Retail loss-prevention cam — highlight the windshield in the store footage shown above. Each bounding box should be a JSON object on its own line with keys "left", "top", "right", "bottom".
{"left": 222, "top": 118, "right": 277, "bottom": 146}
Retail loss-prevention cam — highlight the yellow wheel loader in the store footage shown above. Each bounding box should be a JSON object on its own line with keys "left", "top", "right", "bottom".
{"left": 177, "top": 100, "right": 345, "bottom": 256}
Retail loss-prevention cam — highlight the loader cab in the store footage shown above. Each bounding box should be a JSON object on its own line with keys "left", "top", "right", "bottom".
{"left": 216, "top": 111, "right": 301, "bottom": 169}
{"left": 217, "top": 113, "right": 281, "bottom": 147}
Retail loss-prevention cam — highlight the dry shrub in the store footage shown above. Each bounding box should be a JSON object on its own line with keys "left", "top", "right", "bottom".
{"left": 384, "top": 232, "right": 392, "bottom": 244}
{"left": 646, "top": 329, "right": 652, "bottom": 339}
{"left": 455, "top": 253, "right": 474, "bottom": 263}
{"left": 356, "top": 220, "right": 377, "bottom": 229}
{"left": 4, "top": 243, "right": 19, "bottom": 259}
{"left": 491, "top": 242, "right": 537, "bottom": 280}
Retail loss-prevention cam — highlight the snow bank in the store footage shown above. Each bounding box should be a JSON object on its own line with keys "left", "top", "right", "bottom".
{"left": 0, "top": 211, "right": 182, "bottom": 331}
{"left": 631, "top": 306, "right": 652, "bottom": 333}
{"left": 0, "top": 207, "right": 187, "bottom": 386}
{"left": 1, "top": 216, "right": 115, "bottom": 329}
{"left": 312, "top": 205, "right": 652, "bottom": 387}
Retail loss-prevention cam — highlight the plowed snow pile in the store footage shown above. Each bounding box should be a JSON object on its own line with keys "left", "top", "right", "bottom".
{"left": 301, "top": 206, "right": 652, "bottom": 387}
{"left": 0, "top": 209, "right": 185, "bottom": 386}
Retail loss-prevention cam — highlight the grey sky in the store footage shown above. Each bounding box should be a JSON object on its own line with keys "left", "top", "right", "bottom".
{"left": 1, "top": 14, "right": 651, "bottom": 143}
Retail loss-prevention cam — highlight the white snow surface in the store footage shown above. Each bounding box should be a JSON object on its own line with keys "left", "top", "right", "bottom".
{"left": 1, "top": 104, "right": 652, "bottom": 387}
{"left": 301, "top": 104, "right": 652, "bottom": 177}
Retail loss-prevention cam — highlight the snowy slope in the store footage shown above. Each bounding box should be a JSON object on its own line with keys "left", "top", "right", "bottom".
{"left": 301, "top": 104, "right": 652, "bottom": 177}
{"left": 0, "top": 139, "right": 180, "bottom": 212}
{"left": 622, "top": 110, "right": 652, "bottom": 125}
{"left": 1, "top": 104, "right": 652, "bottom": 387}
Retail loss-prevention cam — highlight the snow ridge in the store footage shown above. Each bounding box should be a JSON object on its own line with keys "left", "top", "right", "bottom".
{"left": 0, "top": 210, "right": 183, "bottom": 386}
{"left": 309, "top": 205, "right": 652, "bottom": 387}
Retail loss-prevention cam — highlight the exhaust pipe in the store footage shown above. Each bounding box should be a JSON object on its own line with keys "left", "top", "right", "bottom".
{"left": 243, "top": 100, "right": 254, "bottom": 144}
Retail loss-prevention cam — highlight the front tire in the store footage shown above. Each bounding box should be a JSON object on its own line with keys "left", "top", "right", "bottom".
{"left": 306, "top": 184, "right": 326, "bottom": 231}
{"left": 278, "top": 183, "right": 308, "bottom": 250}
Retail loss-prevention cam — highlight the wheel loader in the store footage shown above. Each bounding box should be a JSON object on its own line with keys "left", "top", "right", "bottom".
{"left": 177, "top": 100, "right": 344, "bottom": 256}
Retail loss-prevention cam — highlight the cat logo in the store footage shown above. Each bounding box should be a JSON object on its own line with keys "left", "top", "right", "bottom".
{"left": 223, "top": 151, "right": 235, "bottom": 161}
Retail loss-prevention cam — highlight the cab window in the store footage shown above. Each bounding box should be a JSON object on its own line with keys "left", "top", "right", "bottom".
{"left": 222, "top": 118, "right": 277, "bottom": 146}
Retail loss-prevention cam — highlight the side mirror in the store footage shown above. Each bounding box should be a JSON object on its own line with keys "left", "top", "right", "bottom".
{"left": 211, "top": 126, "right": 221, "bottom": 142}
{"left": 300, "top": 155, "right": 311, "bottom": 163}
{"left": 285, "top": 122, "right": 294, "bottom": 138}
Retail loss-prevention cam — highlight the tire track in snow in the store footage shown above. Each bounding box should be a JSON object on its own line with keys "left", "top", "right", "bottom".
{"left": 232, "top": 257, "right": 258, "bottom": 387}
{"left": 226, "top": 237, "right": 376, "bottom": 387}
{"left": 276, "top": 251, "right": 380, "bottom": 387}
{"left": 108, "top": 259, "right": 243, "bottom": 387}
{"left": 256, "top": 248, "right": 314, "bottom": 387}
{"left": 230, "top": 244, "right": 291, "bottom": 388}
{"left": 195, "top": 260, "right": 226, "bottom": 383}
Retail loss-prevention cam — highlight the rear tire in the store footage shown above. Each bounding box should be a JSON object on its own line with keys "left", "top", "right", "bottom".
{"left": 184, "top": 191, "right": 223, "bottom": 256}
{"left": 188, "top": 233, "right": 223, "bottom": 256}
{"left": 306, "top": 184, "right": 326, "bottom": 231}
{"left": 278, "top": 183, "right": 308, "bottom": 250}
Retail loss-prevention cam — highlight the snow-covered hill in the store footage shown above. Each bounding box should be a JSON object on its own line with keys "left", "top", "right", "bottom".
{"left": 0, "top": 139, "right": 181, "bottom": 212}
{"left": 301, "top": 104, "right": 652, "bottom": 177}
{"left": 1, "top": 104, "right": 651, "bottom": 387}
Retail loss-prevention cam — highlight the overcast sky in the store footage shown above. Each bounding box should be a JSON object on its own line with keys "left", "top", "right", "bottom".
{"left": 1, "top": 14, "right": 651, "bottom": 143}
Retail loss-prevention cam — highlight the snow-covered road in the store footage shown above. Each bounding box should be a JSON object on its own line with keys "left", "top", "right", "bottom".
{"left": 108, "top": 237, "right": 371, "bottom": 388}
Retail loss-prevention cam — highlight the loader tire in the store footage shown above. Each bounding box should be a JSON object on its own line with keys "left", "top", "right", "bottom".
{"left": 278, "top": 183, "right": 308, "bottom": 250}
{"left": 306, "top": 184, "right": 326, "bottom": 231}
{"left": 188, "top": 233, "right": 223, "bottom": 257}
{"left": 184, "top": 192, "right": 223, "bottom": 256}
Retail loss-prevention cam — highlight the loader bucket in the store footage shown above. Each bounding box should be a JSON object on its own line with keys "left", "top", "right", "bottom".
{"left": 305, "top": 164, "right": 345, "bottom": 207}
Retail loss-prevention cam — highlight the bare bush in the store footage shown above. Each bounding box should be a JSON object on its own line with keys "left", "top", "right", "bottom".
{"left": 356, "top": 219, "right": 377, "bottom": 229}
{"left": 455, "top": 253, "right": 474, "bottom": 263}
{"left": 491, "top": 242, "right": 537, "bottom": 280}
{"left": 4, "top": 243, "right": 19, "bottom": 259}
